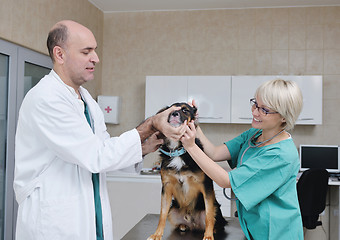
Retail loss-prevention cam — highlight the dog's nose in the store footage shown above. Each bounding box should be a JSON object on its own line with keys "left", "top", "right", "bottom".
{"left": 172, "top": 111, "right": 179, "bottom": 117}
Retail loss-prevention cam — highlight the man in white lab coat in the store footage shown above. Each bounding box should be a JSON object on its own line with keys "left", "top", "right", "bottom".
{"left": 14, "top": 20, "right": 185, "bottom": 240}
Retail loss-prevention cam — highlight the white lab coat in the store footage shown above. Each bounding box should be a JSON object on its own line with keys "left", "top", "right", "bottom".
{"left": 14, "top": 70, "right": 142, "bottom": 240}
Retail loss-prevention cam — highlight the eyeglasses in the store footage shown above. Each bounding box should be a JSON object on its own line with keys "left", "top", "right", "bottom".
{"left": 250, "top": 98, "right": 278, "bottom": 116}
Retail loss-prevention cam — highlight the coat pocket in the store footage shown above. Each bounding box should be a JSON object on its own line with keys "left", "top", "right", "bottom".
{"left": 39, "top": 195, "right": 82, "bottom": 240}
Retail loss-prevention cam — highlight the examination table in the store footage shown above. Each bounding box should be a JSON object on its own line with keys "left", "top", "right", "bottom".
{"left": 121, "top": 214, "right": 246, "bottom": 240}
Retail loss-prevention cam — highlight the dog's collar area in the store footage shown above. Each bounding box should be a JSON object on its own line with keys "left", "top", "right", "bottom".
{"left": 159, "top": 147, "right": 187, "bottom": 157}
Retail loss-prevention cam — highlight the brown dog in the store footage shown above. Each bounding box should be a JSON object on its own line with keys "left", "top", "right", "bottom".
{"left": 147, "top": 103, "right": 227, "bottom": 240}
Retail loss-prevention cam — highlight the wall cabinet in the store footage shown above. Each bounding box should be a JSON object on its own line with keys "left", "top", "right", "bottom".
{"left": 231, "top": 76, "right": 322, "bottom": 125}
{"left": 145, "top": 76, "right": 232, "bottom": 123}
{"left": 145, "top": 75, "right": 322, "bottom": 125}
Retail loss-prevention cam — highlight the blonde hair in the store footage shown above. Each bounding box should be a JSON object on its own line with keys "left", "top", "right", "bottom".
{"left": 255, "top": 79, "right": 303, "bottom": 131}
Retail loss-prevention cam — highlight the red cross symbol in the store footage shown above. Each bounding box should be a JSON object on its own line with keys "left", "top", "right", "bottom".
{"left": 105, "top": 106, "right": 112, "bottom": 113}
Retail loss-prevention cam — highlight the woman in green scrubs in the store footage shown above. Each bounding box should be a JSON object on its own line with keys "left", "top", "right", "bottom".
{"left": 181, "top": 79, "right": 304, "bottom": 240}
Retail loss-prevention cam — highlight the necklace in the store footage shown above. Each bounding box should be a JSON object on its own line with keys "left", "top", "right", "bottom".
{"left": 250, "top": 129, "right": 285, "bottom": 148}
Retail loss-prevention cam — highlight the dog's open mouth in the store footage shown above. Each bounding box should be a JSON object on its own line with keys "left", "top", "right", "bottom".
{"left": 168, "top": 113, "right": 182, "bottom": 127}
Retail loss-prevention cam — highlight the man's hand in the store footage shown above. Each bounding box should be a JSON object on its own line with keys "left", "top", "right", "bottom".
{"left": 136, "top": 106, "right": 186, "bottom": 145}
{"left": 152, "top": 106, "right": 187, "bottom": 141}
{"left": 142, "top": 131, "right": 164, "bottom": 156}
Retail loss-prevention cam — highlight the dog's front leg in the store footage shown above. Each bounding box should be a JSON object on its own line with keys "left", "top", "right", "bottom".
{"left": 202, "top": 191, "right": 216, "bottom": 240}
{"left": 147, "top": 185, "right": 172, "bottom": 240}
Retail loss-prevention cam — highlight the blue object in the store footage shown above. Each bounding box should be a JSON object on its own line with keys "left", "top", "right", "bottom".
{"left": 159, "top": 147, "right": 186, "bottom": 158}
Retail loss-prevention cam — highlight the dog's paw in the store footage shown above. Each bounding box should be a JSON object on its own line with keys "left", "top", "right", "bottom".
{"left": 147, "top": 234, "right": 163, "bottom": 240}
{"left": 202, "top": 235, "right": 214, "bottom": 240}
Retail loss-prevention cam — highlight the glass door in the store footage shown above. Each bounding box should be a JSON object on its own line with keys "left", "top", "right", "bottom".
{"left": 0, "top": 39, "right": 17, "bottom": 240}
{"left": 17, "top": 47, "right": 52, "bottom": 108}
{"left": 0, "top": 53, "right": 9, "bottom": 240}
{"left": 23, "top": 62, "right": 51, "bottom": 96}
{"left": 0, "top": 39, "right": 52, "bottom": 240}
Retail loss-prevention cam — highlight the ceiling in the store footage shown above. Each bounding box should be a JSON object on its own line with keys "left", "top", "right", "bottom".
{"left": 89, "top": 0, "right": 340, "bottom": 13}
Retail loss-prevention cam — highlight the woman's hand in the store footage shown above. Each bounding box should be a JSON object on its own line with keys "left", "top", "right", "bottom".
{"left": 180, "top": 121, "right": 197, "bottom": 149}
{"left": 180, "top": 120, "right": 231, "bottom": 188}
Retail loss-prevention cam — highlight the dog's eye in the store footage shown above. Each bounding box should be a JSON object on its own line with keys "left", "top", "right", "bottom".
{"left": 182, "top": 108, "right": 189, "bottom": 113}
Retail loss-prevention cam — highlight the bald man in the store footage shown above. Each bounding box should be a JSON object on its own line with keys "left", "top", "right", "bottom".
{"left": 14, "top": 20, "right": 185, "bottom": 240}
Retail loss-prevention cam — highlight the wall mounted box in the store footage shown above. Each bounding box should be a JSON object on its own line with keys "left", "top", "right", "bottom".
{"left": 97, "top": 95, "right": 121, "bottom": 124}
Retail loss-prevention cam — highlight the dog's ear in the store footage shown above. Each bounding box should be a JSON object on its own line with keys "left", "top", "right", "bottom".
{"left": 192, "top": 105, "right": 197, "bottom": 116}
{"left": 191, "top": 105, "right": 198, "bottom": 120}
{"left": 192, "top": 105, "right": 199, "bottom": 127}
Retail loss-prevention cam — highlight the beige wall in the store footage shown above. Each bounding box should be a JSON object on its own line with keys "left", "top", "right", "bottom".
{"left": 0, "top": 0, "right": 104, "bottom": 96}
{"left": 2, "top": 2, "right": 339, "bottom": 165}
{"left": 102, "top": 7, "right": 340, "bottom": 167}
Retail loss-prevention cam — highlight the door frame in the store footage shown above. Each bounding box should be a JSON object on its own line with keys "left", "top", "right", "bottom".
{"left": 0, "top": 39, "right": 52, "bottom": 240}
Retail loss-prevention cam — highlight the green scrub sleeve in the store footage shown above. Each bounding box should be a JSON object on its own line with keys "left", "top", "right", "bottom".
{"left": 224, "top": 129, "right": 257, "bottom": 169}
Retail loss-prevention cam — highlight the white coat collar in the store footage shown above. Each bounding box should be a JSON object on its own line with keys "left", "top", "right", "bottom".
{"left": 50, "top": 70, "right": 80, "bottom": 100}
{"left": 50, "top": 70, "right": 89, "bottom": 125}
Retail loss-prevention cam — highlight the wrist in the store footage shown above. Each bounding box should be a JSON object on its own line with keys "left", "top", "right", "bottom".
{"left": 195, "top": 126, "right": 203, "bottom": 137}
{"left": 184, "top": 143, "right": 197, "bottom": 153}
{"left": 136, "top": 117, "right": 157, "bottom": 142}
{"left": 150, "top": 114, "right": 161, "bottom": 132}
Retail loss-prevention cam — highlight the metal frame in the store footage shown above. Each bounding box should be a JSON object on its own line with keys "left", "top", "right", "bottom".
{"left": 0, "top": 39, "right": 52, "bottom": 240}
{"left": 0, "top": 38, "right": 18, "bottom": 240}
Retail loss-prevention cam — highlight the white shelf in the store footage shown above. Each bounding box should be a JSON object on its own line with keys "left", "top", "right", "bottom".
{"left": 106, "top": 172, "right": 161, "bottom": 183}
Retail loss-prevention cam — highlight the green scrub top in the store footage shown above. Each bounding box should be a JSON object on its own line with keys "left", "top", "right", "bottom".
{"left": 226, "top": 128, "right": 303, "bottom": 240}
